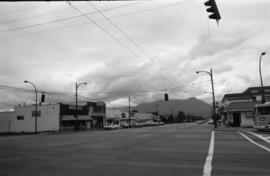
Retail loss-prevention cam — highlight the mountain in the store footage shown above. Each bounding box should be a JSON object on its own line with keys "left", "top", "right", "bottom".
{"left": 108, "top": 97, "right": 212, "bottom": 117}
{"left": 136, "top": 97, "right": 211, "bottom": 116}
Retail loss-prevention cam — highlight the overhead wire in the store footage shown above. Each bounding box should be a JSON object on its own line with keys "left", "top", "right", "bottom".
{"left": 67, "top": 2, "right": 141, "bottom": 60}
{"left": 0, "top": 2, "right": 142, "bottom": 25}
{"left": 0, "top": 1, "right": 143, "bottom": 32}
{"left": 88, "top": 2, "right": 189, "bottom": 90}
{"left": 0, "top": 79, "right": 210, "bottom": 97}
{"left": 0, "top": 0, "right": 195, "bottom": 39}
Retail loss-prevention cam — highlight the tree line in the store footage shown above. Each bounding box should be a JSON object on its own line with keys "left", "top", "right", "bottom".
{"left": 157, "top": 111, "right": 205, "bottom": 124}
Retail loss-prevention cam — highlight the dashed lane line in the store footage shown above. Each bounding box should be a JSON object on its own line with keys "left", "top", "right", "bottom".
{"left": 238, "top": 132, "right": 270, "bottom": 152}
{"left": 203, "top": 131, "right": 215, "bottom": 176}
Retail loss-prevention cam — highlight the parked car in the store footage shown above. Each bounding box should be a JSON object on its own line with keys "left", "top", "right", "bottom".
{"left": 104, "top": 124, "right": 120, "bottom": 130}
{"left": 208, "top": 120, "right": 214, "bottom": 124}
{"left": 197, "top": 120, "right": 205, "bottom": 124}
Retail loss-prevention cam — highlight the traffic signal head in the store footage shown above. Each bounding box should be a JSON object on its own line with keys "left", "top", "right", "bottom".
{"left": 204, "top": 0, "right": 221, "bottom": 22}
{"left": 41, "top": 93, "right": 45, "bottom": 103}
{"left": 164, "top": 93, "right": 169, "bottom": 101}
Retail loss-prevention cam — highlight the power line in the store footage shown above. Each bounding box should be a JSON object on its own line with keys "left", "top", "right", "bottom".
{"left": 0, "top": 84, "right": 74, "bottom": 96}
{"left": 0, "top": 0, "right": 194, "bottom": 38}
{"left": 67, "top": 2, "right": 141, "bottom": 60}
{"left": 88, "top": 2, "right": 181, "bottom": 88}
{"left": 0, "top": 2, "right": 142, "bottom": 25}
{"left": 0, "top": 1, "right": 143, "bottom": 31}
{"left": 0, "top": 79, "right": 210, "bottom": 97}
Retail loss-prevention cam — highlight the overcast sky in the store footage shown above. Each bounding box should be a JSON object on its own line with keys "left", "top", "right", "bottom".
{"left": 0, "top": 0, "right": 270, "bottom": 109}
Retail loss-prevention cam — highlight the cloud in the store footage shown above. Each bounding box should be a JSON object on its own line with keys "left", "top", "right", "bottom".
{"left": 1, "top": 1, "right": 270, "bottom": 108}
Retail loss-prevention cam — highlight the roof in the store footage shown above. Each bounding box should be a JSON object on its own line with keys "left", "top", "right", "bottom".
{"left": 243, "top": 86, "right": 270, "bottom": 93}
{"left": 222, "top": 91, "right": 270, "bottom": 103}
{"left": 225, "top": 101, "right": 260, "bottom": 112}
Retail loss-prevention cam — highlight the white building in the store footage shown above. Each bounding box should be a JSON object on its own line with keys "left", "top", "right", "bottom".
{"left": 221, "top": 86, "right": 270, "bottom": 127}
{"left": 0, "top": 104, "right": 60, "bottom": 133}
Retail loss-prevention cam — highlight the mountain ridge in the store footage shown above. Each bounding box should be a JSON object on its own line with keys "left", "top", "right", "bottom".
{"left": 108, "top": 97, "right": 211, "bottom": 116}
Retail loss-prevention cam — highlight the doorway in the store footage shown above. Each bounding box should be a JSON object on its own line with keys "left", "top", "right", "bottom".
{"left": 232, "top": 112, "right": 241, "bottom": 127}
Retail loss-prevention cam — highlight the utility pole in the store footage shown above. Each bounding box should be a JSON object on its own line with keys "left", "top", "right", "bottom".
{"left": 128, "top": 96, "right": 136, "bottom": 128}
{"left": 210, "top": 69, "right": 217, "bottom": 128}
{"left": 128, "top": 97, "right": 131, "bottom": 128}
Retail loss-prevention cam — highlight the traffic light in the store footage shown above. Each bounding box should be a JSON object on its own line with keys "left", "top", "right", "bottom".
{"left": 204, "top": 0, "right": 221, "bottom": 23}
{"left": 41, "top": 92, "right": 45, "bottom": 103}
{"left": 164, "top": 93, "right": 169, "bottom": 101}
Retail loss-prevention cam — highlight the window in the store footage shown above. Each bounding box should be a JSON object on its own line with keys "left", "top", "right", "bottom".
{"left": 257, "top": 107, "right": 270, "bottom": 115}
{"left": 17, "top": 116, "right": 24, "bottom": 120}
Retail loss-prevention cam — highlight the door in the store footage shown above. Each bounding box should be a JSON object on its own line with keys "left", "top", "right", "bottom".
{"left": 233, "top": 112, "right": 241, "bottom": 127}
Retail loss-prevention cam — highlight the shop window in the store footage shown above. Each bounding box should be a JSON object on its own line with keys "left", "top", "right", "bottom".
{"left": 17, "top": 116, "right": 24, "bottom": 120}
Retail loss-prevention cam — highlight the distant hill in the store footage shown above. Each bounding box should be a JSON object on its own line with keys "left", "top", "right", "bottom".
{"left": 108, "top": 97, "right": 211, "bottom": 117}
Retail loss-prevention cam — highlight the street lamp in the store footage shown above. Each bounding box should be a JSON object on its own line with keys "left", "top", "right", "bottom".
{"left": 196, "top": 69, "right": 217, "bottom": 128}
{"left": 259, "top": 52, "right": 266, "bottom": 103}
{"left": 128, "top": 96, "right": 136, "bottom": 128}
{"left": 24, "top": 80, "right": 38, "bottom": 133}
{"left": 75, "top": 82, "right": 87, "bottom": 130}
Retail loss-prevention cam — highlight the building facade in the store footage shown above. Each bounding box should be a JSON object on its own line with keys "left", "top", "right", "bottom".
{"left": 0, "top": 101, "right": 106, "bottom": 133}
{"left": 221, "top": 86, "right": 270, "bottom": 127}
{"left": 0, "top": 104, "right": 60, "bottom": 133}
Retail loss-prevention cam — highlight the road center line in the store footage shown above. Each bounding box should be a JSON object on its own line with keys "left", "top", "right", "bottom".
{"left": 238, "top": 132, "right": 270, "bottom": 152}
{"left": 247, "top": 131, "right": 270, "bottom": 144}
{"left": 203, "top": 131, "right": 215, "bottom": 176}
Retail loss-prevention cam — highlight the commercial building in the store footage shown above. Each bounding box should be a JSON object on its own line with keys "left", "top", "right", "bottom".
{"left": 221, "top": 86, "right": 270, "bottom": 127}
{"left": 60, "top": 101, "right": 106, "bottom": 130}
{"left": 0, "top": 101, "right": 106, "bottom": 133}
{"left": 105, "top": 109, "right": 157, "bottom": 128}
{"left": 0, "top": 104, "right": 60, "bottom": 133}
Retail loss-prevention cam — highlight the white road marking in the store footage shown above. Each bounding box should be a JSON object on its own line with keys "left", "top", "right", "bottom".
{"left": 238, "top": 132, "right": 270, "bottom": 152}
{"left": 203, "top": 131, "right": 215, "bottom": 176}
{"left": 247, "top": 131, "right": 270, "bottom": 144}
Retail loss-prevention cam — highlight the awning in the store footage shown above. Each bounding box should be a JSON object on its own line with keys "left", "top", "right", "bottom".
{"left": 224, "top": 101, "right": 260, "bottom": 112}
{"left": 61, "top": 115, "right": 92, "bottom": 121}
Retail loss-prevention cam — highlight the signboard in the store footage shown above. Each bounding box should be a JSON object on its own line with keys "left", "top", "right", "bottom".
{"left": 32, "top": 110, "right": 41, "bottom": 117}
{"left": 68, "top": 105, "right": 83, "bottom": 110}
{"left": 121, "top": 112, "right": 126, "bottom": 118}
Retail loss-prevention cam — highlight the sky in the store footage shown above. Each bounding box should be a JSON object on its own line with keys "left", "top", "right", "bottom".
{"left": 0, "top": 0, "right": 270, "bottom": 110}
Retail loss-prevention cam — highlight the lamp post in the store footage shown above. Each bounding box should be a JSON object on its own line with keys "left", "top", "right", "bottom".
{"left": 75, "top": 82, "right": 87, "bottom": 130}
{"left": 24, "top": 80, "right": 38, "bottom": 133}
{"left": 259, "top": 52, "right": 266, "bottom": 104}
{"left": 196, "top": 69, "right": 217, "bottom": 128}
{"left": 128, "top": 96, "right": 136, "bottom": 128}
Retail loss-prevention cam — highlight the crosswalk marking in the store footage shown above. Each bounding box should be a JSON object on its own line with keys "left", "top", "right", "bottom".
{"left": 247, "top": 131, "right": 270, "bottom": 144}
{"left": 238, "top": 132, "right": 270, "bottom": 152}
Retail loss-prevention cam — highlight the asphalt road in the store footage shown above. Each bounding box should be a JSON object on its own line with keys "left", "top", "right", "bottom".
{"left": 0, "top": 123, "right": 269, "bottom": 176}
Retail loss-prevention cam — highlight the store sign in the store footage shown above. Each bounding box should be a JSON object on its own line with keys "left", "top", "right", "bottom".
{"left": 68, "top": 105, "right": 83, "bottom": 110}
{"left": 121, "top": 113, "right": 126, "bottom": 118}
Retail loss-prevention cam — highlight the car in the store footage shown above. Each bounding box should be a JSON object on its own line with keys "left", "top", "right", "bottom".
{"left": 208, "top": 120, "right": 214, "bottom": 124}
{"left": 197, "top": 120, "right": 205, "bottom": 124}
{"left": 104, "top": 124, "right": 120, "bottom": 130}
